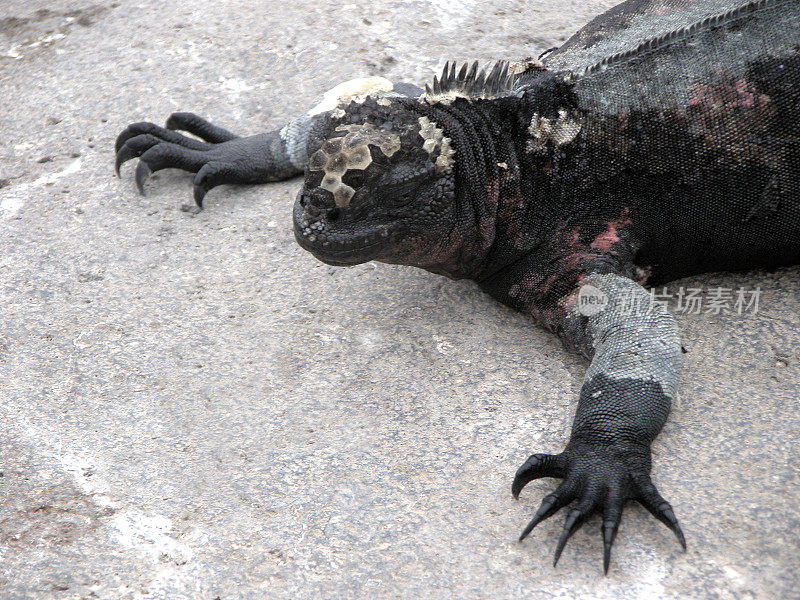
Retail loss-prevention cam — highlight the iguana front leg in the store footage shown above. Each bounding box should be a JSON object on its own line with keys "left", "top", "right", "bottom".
{"left": 490, "top": 270, "right": 685, "bottom": 572}
{"left": 114, "top": 77, "right": 421, "bottom": 206}
{"left": 115, "top": 112, "right": 308, "bottom": 207}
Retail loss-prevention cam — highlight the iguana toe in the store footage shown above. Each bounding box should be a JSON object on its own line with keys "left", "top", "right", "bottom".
{"left": 165, "top": 112, "right": 238, "bottom": 143}
{"left": 518, "top": 483, "right": 578, "bottom": 541}
{"left": 192, "top": 162, "right": 229, "bottom": 208}
{"left": 601, "top": 517, "right": 620, "bottom": 575}
{"left": 115, "top": 122, "right": 208, "bottom": 153}
{"left": 193, "top": 180, "right": 208, "bottom": 208}
{"left": 114, "top": 133, "right": 161, "bottom": 177}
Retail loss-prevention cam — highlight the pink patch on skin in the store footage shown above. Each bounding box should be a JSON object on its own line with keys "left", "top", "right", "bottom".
{"left": 688, "top": 78, "right": 770, "bottom": 112}
{"left": 590, "top": 224, "right": 620, "bottom": 252}
{"left": 563, "top": 290, "right": 580, "bottom": 310}
{"left": 687, "top": 77, "right": 772, "bottom": 144}
{"left": 590, "top": 212, "right": 632, "bottom": 252}
{"left": 510, "top": 208, "right": 635, "bottom": 331}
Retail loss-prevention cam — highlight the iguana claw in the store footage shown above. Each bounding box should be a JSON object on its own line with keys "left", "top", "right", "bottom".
{"left": 513, "top": 442, "right": 685, "bottom": 574}
{"left": 114, "top": 144, "right": 135, "bottom": 177}
{"left": 135, "top": 160, "right": 151, "bottom": 195}
{"left": 512, "top": 452, "right": 567, "bottom": 499}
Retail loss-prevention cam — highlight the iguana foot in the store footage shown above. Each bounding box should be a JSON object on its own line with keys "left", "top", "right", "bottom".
{"left": 512, "top": 441, "right": 685, "bottom": 574}
{"left": 115, "top": 113, "right": 286, "bottom": 207}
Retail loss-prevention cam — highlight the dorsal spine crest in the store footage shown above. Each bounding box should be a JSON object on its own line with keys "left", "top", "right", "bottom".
{"left": 423, "top": 60, "right": 519, "bottom": 103}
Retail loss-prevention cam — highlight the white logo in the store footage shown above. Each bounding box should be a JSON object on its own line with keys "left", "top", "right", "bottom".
{"left": 576, "top": 284, "right": 608, "bottom": 316}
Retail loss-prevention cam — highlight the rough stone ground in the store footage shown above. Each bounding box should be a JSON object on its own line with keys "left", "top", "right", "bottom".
{"left": 1, "top": 1, "right": 798, "bottom": 598}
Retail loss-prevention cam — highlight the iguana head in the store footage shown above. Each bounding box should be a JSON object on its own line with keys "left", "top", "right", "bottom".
{"left": 293, "top": 62, "right": 526, "bottom": 276}
{"left": 293, "top": 97, "right": 459, "bottom": 269}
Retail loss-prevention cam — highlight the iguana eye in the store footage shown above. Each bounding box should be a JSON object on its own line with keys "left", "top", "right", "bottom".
{"left": 379, "top": 176, "right": 427, "bottom": 207}
{"left": 341, "top": 170, "right": 368, "bottom": 189}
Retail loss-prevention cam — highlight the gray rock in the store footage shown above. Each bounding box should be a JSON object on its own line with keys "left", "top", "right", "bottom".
{"left": 1, "top": 1, "right": 797, "bottom": 598}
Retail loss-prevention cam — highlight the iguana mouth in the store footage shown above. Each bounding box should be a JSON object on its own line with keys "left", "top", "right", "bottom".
{"left": 292, "top": 196, "right": 394, "bottom": 265}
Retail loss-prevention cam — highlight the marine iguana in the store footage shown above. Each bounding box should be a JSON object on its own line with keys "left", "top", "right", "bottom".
{"left": 114, "top": 0, "right": 800, "bottom": 574}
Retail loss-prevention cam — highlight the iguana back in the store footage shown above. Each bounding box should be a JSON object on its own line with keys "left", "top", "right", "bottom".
{"left": 538, "top": 0, "right": 800, "bottom": 283}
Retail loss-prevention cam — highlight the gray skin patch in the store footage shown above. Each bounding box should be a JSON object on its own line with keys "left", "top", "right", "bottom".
{"left": 527, "top": 109, "right": 583, "bottom": 153}
{"left": 308, "top": 123, "right": 401, "bottom": 207}
{"left": 306, "top": 77, "right": 394, "bottom": 116}
{"left": 279, "top": 113, "right": 315, "bottom": 170}
{"left": 569, "top": 273, "right": 682, "bottom": 399}
{"left": 418, "top": 116, "right": 455, "bottom": 174}
{"left": 543, "top": 0, "right": 744, "bottom": 75}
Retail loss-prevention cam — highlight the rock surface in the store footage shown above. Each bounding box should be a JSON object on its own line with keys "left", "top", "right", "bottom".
{"left": 1, "top": 1, "right": 798, "bottom": 598}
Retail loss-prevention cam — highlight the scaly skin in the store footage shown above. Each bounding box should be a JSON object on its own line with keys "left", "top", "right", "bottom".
{"left": 114, "top": 0, "right": 800, "bottom": 573}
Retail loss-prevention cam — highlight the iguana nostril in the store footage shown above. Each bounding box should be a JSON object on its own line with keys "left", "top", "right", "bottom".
{"left": 307, "top": 188, "right": 335, "bottom": 209}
